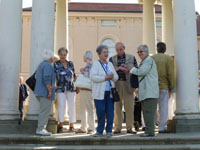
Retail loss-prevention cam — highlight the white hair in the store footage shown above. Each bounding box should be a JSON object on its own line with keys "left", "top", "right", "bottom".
{"left": 84, "top": 50, "right": 93, "bottom": 60}
{"left": 42, "top": 49, "right": 54, "bottom": 61}
{"left": 137, "top": 45, "right": 149, "bottom": 54}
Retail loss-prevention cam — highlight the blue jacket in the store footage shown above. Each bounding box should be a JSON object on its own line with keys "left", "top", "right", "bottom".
{"left": 34, "top": 61, "right": 56, "bottom": 100}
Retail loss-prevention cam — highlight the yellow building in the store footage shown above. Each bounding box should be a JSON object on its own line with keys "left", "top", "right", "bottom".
{"left": 21, "top": 2, "right": 200, "bottom": 120}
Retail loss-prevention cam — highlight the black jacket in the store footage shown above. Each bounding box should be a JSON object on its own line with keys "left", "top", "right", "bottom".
{"left": 19, "top": 84, "right": 28, "bottom": 101}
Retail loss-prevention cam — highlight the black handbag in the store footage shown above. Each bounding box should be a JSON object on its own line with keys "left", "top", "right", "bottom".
{"left": 130, "top": 74, "right": 139, "bottom": 88}
{"left": 99, "top": 61, "right": 120, "bottom": 102}
{"left": 25, "top": 71, "right": 36, "bottom": 91}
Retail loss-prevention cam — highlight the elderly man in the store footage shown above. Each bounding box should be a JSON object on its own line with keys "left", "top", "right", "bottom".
{"left": 109, "top": 42, "right": 137, "bottom": 134}
{"left": 152, "top": 42, "right": 174, "bottom": 133}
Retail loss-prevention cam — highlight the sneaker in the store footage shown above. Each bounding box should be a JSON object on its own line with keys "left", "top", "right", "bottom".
{"left": 87, "top": 130, "right": 94, "bottom": 134}
{"left": 106, "top": 133, "right": 112, "bottom": 138}
{"left": 93, "top": 132, "right": 103, "bottom": 137}
{"left": 127, "top": 129, "right": 137, "bottom": 134}
{"left": 36, "top": 129, "right": 51, "bottom": 136}
{"left": 76, "top": 129, "right": 86, "bottom": 134}
{"left": 113, "top": 129, "right": 121, "bottom": 134}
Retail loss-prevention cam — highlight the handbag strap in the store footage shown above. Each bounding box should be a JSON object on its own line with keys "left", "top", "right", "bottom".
{"left": 98, "top": 60, "right": 113, "bottom": 88}
{"left": 138, "top": 60, "right": 153, "bottom": 83}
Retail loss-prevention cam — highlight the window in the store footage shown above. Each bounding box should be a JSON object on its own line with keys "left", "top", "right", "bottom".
{"left": 101, "top": 39, "right": 116, "bottom": 58}
{"left": 101, "top": 20, "right": 117, "bottom": 27}
{"left": 156, "top": 21, "right": 162, "bottom": 27}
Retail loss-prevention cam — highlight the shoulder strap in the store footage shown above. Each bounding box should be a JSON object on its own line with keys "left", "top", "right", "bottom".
{"left": 139, "top": 60, "right": 153, "bottom": 83}
{"left": 98, "top": 60, "right": 113, "bottom": 88}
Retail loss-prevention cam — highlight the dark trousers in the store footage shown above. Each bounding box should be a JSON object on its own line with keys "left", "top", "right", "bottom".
{"left": 134, "top": 102, "right": 142, "bottom": 126}
{"left": 94, "top": 91, "right": 114, "bottom": 134}
{"left": 18, "top": 101, "right": 24, "bottom": 119}
{"left": 141, "top": 98, "right": 158, "bottom": 136}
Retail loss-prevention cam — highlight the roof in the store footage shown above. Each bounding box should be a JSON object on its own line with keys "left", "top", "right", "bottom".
{"left": 22, "top": 2, "right": 200, "bottom": 35}
{"left": 23, "top": 2, "right": 162, "bottom": 13}
{"left": 68, "top": 3, "right": 161, "bottom": 13}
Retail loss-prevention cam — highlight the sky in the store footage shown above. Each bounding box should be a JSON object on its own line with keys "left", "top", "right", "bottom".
{"left": 23, "top": 0, "right": 200, "bottom": 13}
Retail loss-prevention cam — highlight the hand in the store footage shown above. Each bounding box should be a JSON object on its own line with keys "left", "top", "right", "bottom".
{"left": 48, "top": 91, "right": 52, "bottom": 99}
{"left": 105, "top": 74, "right": 113, "bottom": 80}
{"left": 80, "top": 68, "right": 84, "bottom": 74}
{"left": 121, "top": 64, "right": 127, "bottom": 68}
{"left": 121, "top": 67, "right": 129, "bottom": 74}
{"left": 76, "top": 88, "right": 80, "bottom": 94}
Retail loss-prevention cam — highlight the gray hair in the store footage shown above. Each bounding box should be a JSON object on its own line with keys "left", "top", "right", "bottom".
{"left": 42, "top": 49, "right": 54, "bottom": 61}
{"left": 84, "top": 50, "right": 93, "bottom": 60}
{"left": 96, "top": 45, "right": 108, "bottom": 55}
{"left": 137, "top": 45, "right": 149, "bottom": 54}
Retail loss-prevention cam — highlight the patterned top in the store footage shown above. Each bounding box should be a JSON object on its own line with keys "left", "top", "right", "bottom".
{"left": 54, "top": 60, "right": 76, "bottom": 93}
{"left": 83, "top": 61, "right": 93, "bottom": 78}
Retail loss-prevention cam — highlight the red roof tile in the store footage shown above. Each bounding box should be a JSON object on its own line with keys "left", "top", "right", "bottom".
{"left": 68, "top": 2, "right": 161, "bottom": 13}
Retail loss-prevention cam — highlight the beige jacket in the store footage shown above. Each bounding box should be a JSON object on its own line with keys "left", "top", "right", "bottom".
{"left": 110, "top": 54, "right": 136, "bottom": 94}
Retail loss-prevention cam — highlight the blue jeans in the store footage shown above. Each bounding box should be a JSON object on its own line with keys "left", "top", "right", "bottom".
{"left": 94, "top": 91, "right": 114, "bottom": 134}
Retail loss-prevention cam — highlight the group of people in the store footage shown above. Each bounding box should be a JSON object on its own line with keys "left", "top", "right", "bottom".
{"left": 31, "top": 41, "right": 174, "bottom": 137}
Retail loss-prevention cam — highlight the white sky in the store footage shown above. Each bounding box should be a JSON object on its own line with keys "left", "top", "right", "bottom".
{"left": 23, "top": 0, "right": 200, "bottom": 13}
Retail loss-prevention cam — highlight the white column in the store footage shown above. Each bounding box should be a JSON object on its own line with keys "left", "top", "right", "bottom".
{"left": 173, "top": 0, "right": 199, "bottom": 117}
{"left": 143, "top": 0, "right": 156, "bottom": 54}
{"left": 27, "top": 0, "right": 55, "bottom": 120}
{"left": 55, "top": 0, "right": 66, "bottom": 54}
{"left": 0, "top": 0, "right": 22, "bottom": 120}
{"left": 162, "top": 0, "right": 174, "bottom": 55}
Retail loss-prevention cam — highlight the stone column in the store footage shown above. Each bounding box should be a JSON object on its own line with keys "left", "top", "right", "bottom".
{"left": 162, "top": 0, "right": 174, "bottom": 55}
{"left": 172, "top": 0, "right": 200, "bottom": 133}
{"left": 143, "top": 0, "right": 156, "bottom": 54}
{"left": 27, "top": 0, "right": 55, "bottom": 120}
{"left": 55, "top": 0, "right": 66, "bottom": 54}
{"left": 0, "top": 0, "right": 22, "bottom": 120}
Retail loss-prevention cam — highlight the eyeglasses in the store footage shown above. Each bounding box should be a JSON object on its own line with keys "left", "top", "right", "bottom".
{"left": 137, "top": 51, "right": 144, "bottom": 54}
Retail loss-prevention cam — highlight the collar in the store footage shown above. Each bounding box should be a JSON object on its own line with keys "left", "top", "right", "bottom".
{"left": 117, "top": 53, "right": 126, "bottom": 59}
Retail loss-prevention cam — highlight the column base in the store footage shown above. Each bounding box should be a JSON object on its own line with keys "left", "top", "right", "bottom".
{"left": 0, "top": 119, "right": 57, "bottom": 134}
{"left": 167, "top": 113, "right": 200, "bottom": 133}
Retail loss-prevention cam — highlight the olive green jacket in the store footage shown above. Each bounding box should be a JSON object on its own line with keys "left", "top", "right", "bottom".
{"left": 152, "top": 53, "right": 175, "bottom": 90}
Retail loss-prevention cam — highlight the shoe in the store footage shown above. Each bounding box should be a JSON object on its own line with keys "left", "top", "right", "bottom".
{"left": 69, "top": 127, "right": 75, "bottom": 132}
{"left": 127, "top": 129, "right": 137, "bottom": 134}
{"left": 158, "top": 130, "right": 169, "bottom": 133}
{"left": 134, "top": 121, "right": 140, "bottom": 131}
{"left": 114, "top": 129, "right": 121, "bottom": 134}
{"left": 106, "top": 133, "right": 112, "bottom": 138}
{"left": 93, "top": 132, "right": 103, "bottom": 137}
{"left": 140, "top": 133, "right": 155, "bottom": 137}
{"left": 87, "top": 130, "right": 94, "bottom": 134}
{"left": 76, "top": 129, "right": 86, "bottom": 133}
{"left": 36, "top": 129, "right": 51, "bottom": 136}
{"left": 142, "top": 127, "right": 146, "bottom": 131}
{"left": 57, "top": 127, "right": 63, "bottom": 133}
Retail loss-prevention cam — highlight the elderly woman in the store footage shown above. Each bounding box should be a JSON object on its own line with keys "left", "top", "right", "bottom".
{"left": 76, "top": 51, "right": 95, "bottom": 134}
{"left": 130, "top": 45, "right": 159, "bottom": 137}
{"left": 90, "top": 45, "right": 118, "bottom": 137}
{"left": 54, "top": 47, "right": 77, "bottom": 133}
{"left": 34, "top": 50, "right": 56, "bottom": 136}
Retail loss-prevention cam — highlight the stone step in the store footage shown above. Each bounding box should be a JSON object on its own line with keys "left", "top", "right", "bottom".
{"left": 0, "top": 144, "right": 200, "bottom": 150}
{"left": 1, "top": 133, "right": 200, "bottom": 146}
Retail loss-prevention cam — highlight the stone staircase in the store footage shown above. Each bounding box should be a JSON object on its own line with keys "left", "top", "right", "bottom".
{"left": 1, "top": 132, "right": 200, "bottom": 150}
